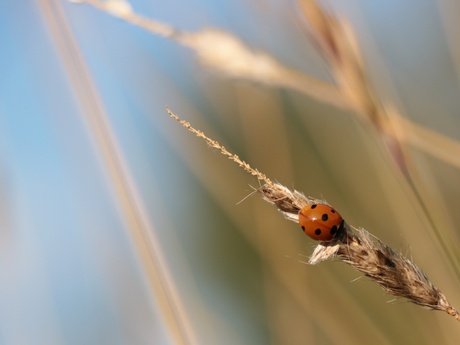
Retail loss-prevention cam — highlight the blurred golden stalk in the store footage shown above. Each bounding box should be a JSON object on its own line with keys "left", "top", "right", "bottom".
{"left": 298, "top": 0, "right": 460, "bottom": 278}
{"left": 72, "top": 0, "right": 460, "bottom": 171}
{"left": 71, "top": 0, "right": 348, "bottom": 108}
{"left": 41, "top": 1, "right": 196, "bottom": 344}
{"left": 298, "top": 0, "right": 405, "bottom": 166}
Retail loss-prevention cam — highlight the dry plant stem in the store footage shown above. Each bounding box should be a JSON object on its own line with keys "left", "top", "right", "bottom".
{"left": 314, "top": 227, "right": 460, "bottom": 321}
{"left": 167, "top": 108, "right": 274, "bottom": 189}
{"left": 168, "top": 107, "right": 460, "bottom": 322}
{"left": 73, "top": 0, "right": 348, "bottom": 109}
{"left": 299, "top": 0, "right": 460, "bottom": 282}
{"left": 41, "top": 2, "right": 196, "bottom": 345}
{"left": 298, "top": 0, "right": 409, "bottom": 171}
{"left": 73, "top": 0, "right": 460, "bottom": 170}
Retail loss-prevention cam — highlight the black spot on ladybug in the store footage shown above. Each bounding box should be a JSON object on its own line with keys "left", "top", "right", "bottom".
{"left": 331, "top": 209, "right": 336, "bottom": 213}
{"left": 321, "top": 213, "right": 328, "bottom": 221}
{"left": 311, "top": 204, "right": 317, "bottom": 209}
{"left": 314, "top": 229, "right": 321, "bottom": 235}
{"left": 301, "top": 226, "right": 305, "bottom": 231}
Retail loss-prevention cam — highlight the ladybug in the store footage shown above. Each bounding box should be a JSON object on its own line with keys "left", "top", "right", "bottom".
{"left": 298, "top": 203, "right": 344, "bottom": 241}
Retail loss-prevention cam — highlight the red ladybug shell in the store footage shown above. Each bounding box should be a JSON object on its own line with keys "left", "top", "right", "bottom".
{"left": 298, "top": 204, "right": 344, "bottom": 241}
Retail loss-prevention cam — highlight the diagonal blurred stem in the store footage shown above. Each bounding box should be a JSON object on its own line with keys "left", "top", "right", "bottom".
{"left": 75, "top": 0, "right": 349, "bottom": 109}
{"left": 38, "top": 1, "right": 195, "bottom": 344}
{"left": 75, "top": 0, "right": 460, "bottom": 173}
{"left": 298, "top": 0, "right": 460, "bottom": 278}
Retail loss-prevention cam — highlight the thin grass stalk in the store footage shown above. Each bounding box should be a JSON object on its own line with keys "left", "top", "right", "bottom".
{"left": 72, "top": 0, "right": 460, "bottom": 171}
{"left": 71, "top": 0, "right": 347, "bottom": 108}
{"left": 298, "top": 0, "right": 460, "bottom": 280}
{"left": 168, "top": 107, "right": 460, "bottom": 322}
{"left": 40, "top": 1, "right": 196, "bottom": 344}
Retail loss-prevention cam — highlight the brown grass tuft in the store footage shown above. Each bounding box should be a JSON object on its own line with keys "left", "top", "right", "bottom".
{"left": 168, "top": 107, "right": 460, "bottom": 322}
{"left": 312, "top": 226, "right": 459, "bottom": 318}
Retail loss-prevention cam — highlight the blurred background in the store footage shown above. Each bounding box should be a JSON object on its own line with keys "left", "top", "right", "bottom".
{"left": 2, "top": 0, "right": 460, "bottom": 344}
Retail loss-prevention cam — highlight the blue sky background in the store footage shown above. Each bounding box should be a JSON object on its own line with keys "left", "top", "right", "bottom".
{"left": 2, "top": 1, "right": 460, "bottom": 345}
